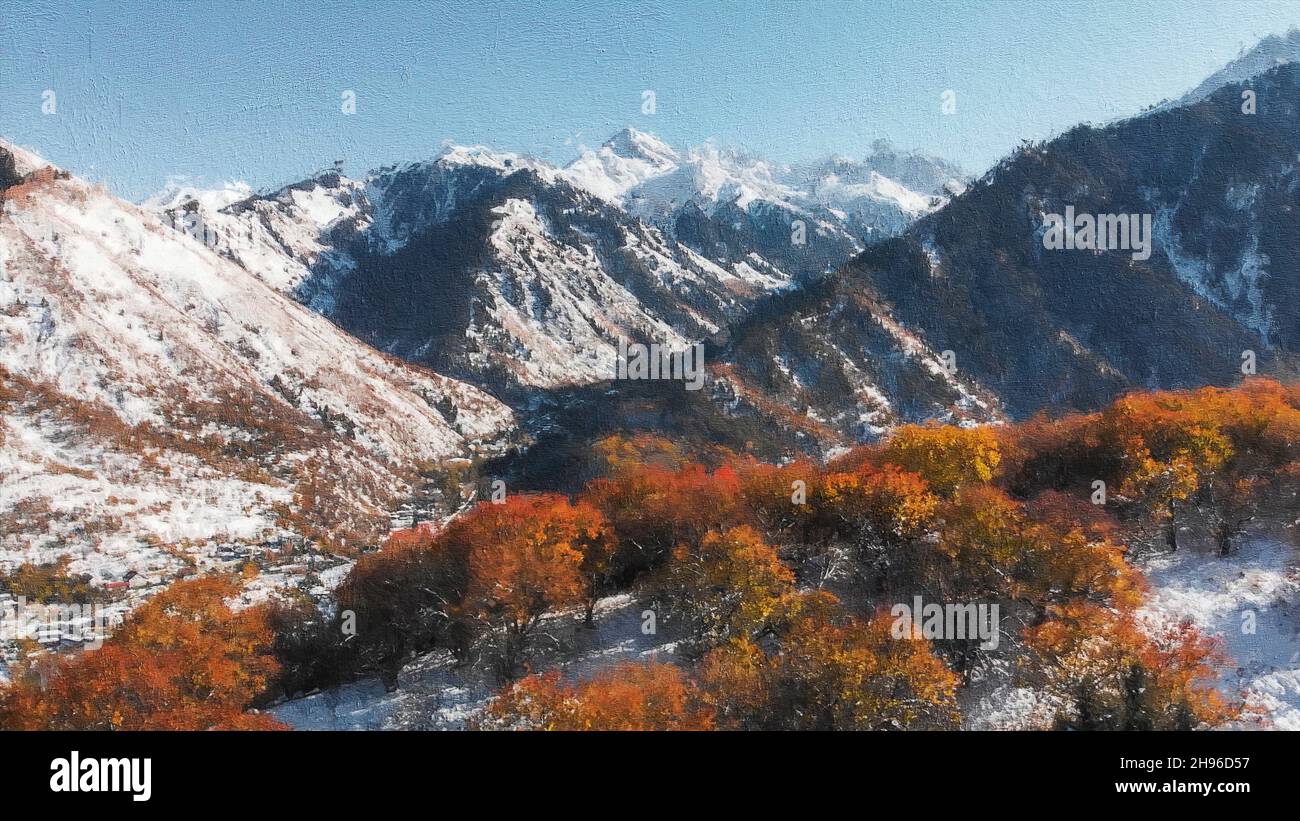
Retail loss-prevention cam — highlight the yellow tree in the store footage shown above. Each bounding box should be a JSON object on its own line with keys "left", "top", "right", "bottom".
{"left": 698, "top": 591, "right": 959, "bottom": 730}
{"left": 818, "top": 465, "right": 940, "bottom": 592}
{"left": 654, "top": 525, "right": 793, "bottom": 654}
{"left": 880, "top": 423, "right": 1001, "bottom": 495}
{"left": 1103, "top": 394, "right": 1231, "bottom": 551}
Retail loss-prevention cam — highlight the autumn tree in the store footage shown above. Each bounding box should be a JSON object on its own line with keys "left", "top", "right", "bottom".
{"left": 476, "top": 661, "right": 713, "bottom": 730}
{"left": 592, "top": 432, "right": 690, "bottom": 476}
{"left": 934, "top": 485, "right": 1039, "bottom": 601}
{"left": 0, "top": 556, "right": 94, "bottom": 604}
{"left": 818, "top": 465, "right": 940, "bottom": 592}
{"left": 260, "top": 588, "right": 356, "bottom": 701}
{"left": 570, "top": 500, "right": 618, "bottom": 626}
{"left": 1029, "top": 390, "right": 1234, "bottom": 552}
{"left": 731, "top": 457, "right": 857, "bottom": 589}
{"left": 334, "top": 496, "right": 613, "bottom": 683}
{"left": 651, "top": 525, "right": 794, "bottom": 655}
{"left": 998, "top": 382, "right": 1300, "bottom": 555}
{"left": 998, "top": 409, "right": 1109, "bottom": 498}
{"left": 0, "top": 576, "right": 284, "bottom": 730}
{"left": 1023, "top": 603, "right": 1238, "bottom": 730}
{"left": 1194, "top": 381, "right": 1300, "bottom": 555}
{"left": 937, "top": 485, "right": 1141, "bottom": 611}
{"left": 335, "top": 520, "right": 470, "bottom": 687}
{"left": 697, "top": 591, "right": 959, "bottom": 730}
{"left": 581, "top": 462, "right": 748, "bottom": 582}
{"left": 735, "top": 457, "right": 824, "bottom": 543}
{"left": 878, "top": 423, "right": 1001, "bottom": 495}
{"left": 1022, "top": 490, "right": 1144, "bottom": 610}
{"left": 459, "top": 494, "right": 611, "bottom": 677}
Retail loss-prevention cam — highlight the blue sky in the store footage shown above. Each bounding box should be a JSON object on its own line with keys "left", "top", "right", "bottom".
{"left": 3, "top": 0, "right": 1298, "bottom": 200}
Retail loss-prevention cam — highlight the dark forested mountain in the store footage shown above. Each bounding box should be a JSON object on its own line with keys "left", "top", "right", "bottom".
{"left": 722, "top": 61, "right": 1300, "bottom": 429}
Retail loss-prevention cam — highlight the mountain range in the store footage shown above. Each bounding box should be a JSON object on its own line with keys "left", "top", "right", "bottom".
{"left": 6, "top": 30, "right": 1300, "bottom": 580}
{"left": 143, "top": 128, "right": 963, "bottom": 407}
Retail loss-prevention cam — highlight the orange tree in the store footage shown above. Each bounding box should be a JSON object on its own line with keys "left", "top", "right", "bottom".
{"left": 458, "top": 494, "right": 612, "bottom": 677}
{"left": 476, "top": 661, "right": 713, "bottom": 730}
{"left": 1023, "top": 602, "right": 1238, "bottom": 730}
{"left": 336, "top": 494, "right": 613, "bottom": 682}
{"left": 0, "top": 576, "right": 283, "bottom": 730}
{"left": 580, "top": 461, "right": 749, "bottom": 582}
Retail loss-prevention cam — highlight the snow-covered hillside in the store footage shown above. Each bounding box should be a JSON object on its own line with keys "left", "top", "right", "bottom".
{"left": 270, "top": 593, "right": 681, "bottom": 730}
{"left": 1138, "top": 537, "right": 1300, "bottom": 730}
{"left": 0, "top": 140, "right": 514, "bottom": 591}
{"left": 961, "top": 533, "right": 1300, "bottom": 731}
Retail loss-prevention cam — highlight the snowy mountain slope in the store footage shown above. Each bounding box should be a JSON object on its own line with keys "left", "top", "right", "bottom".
{"left": 153, "top": 169, "right": 370, "bottom": 296}
{"left": 150, "top": 150, "right": 723, "bottom": 396}
{"left": 313, "top": 153, "right": 743, "bottom": 395}
{"left": 0, "top": 141, "right": 514, "bottom": 588}
{"left": 668, "top": 61, "right": 1300, "bottom": 444}
{"left": 141, "top": 177, "right": 255, "bottom": 214}
{"left": 562, "top": 128, "right": 681, "bottom": 203}
{"left": 714, "top": 265, "right": 1004, "bottom": 449}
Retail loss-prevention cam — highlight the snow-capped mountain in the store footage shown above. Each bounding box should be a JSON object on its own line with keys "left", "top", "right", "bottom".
{"left": 0, "top": 140, "right": 513, "bottom": 589}
{"left": 147, "top": 129, "right": 959, "bottom": 401}
{"left": 562, "top": 127, "right": 681, "bottom": 202}
{"left": 566, "top": 128, "right": 962, "bottom": 243}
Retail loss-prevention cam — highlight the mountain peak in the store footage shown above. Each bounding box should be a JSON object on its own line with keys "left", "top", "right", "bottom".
{"left": 432, "top": 143, "right": 553, "bottom": 177}
{"left": 562, "top": 128, "right": 678, "bottom": 202}
{"left": 140, "top": 177, "right": 255, "bottom": 212}
{"left": 602, "top": 127, "right": 679, "bottom": 164}
{"left": 1166, "top": 28, "right": 1300, "bottom": 109}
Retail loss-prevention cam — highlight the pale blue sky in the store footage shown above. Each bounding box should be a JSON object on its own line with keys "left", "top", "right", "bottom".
{"left": 2, "top": 0, "right": 1298, "bottom": 200}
